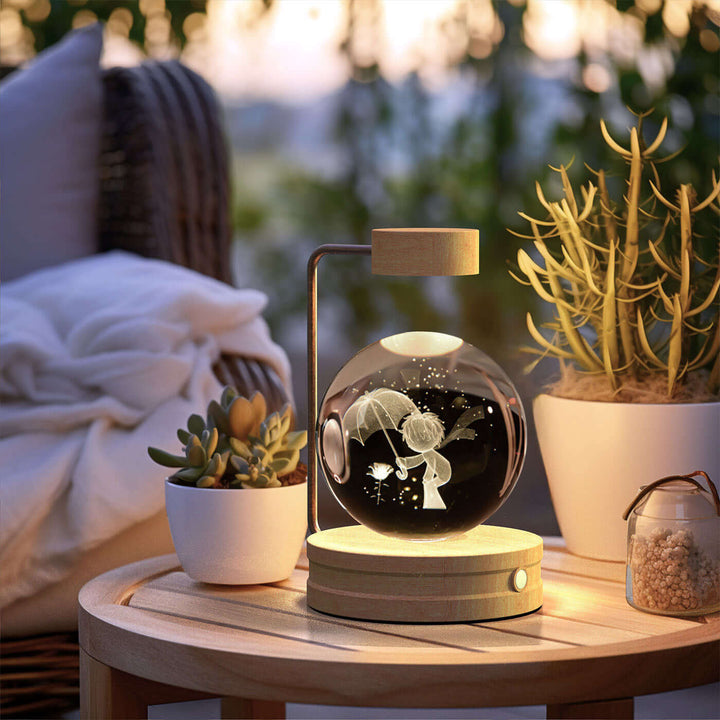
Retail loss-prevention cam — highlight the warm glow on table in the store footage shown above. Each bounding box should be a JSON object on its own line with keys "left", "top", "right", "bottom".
{"left": 78, "top": 537, "right": 719, "bottom": 719}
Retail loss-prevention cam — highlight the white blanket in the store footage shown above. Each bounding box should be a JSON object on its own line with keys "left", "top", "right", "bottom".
{"left": 0, "top": 251, "right": 291, "bottom": 608}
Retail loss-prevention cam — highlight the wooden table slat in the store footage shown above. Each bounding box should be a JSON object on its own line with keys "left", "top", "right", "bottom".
{"left": 541, "top": 539, "right": 627, "bottom": 583}
{"left": 130, "top": 575, "right": 572, "bottom": 653}
{"left": 87, "top": 603, "right": 342, "bottom": 660}
{"left": 540, "top": 571, "right": 700, "bottom": 634}
{"left": 473, "top": 613, "right": 649, "bottom": 646}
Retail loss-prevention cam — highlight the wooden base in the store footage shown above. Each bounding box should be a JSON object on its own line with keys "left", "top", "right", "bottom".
{"left": 307, "top": 525, "right": 543, "bottom": 623}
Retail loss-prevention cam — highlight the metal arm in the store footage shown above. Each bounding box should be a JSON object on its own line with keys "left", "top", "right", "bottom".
{"left": 307, "top": 244, "right": 371, "bottom": 533}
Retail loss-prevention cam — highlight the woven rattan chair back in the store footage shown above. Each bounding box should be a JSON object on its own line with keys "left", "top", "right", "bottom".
{"left": 99, "top": 60, "right": 286, "bottom": 410}
{"left": 100, "top": 60, "right": 231, "bottom": 281}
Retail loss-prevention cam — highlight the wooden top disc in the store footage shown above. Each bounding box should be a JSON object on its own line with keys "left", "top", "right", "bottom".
{"left": 371, "top": 227, "right": 479, "bottom": 276}
{"left": 307, "top": 524, "right": 542, "bottom": 575}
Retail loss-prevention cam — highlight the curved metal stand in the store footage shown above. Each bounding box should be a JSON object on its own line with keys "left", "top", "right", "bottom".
{"left": 307, "top": 244, "right": 371, "bottom": 533}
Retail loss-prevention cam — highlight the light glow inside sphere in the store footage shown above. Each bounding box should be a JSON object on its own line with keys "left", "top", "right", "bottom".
{"left": 318, "top": 331, "right": 526, "bottom": 540}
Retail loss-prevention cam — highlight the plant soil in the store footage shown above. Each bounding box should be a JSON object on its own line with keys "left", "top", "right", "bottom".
{"left": 279, "top": 462, "right": 307, "bottom": 486}
{"left": 171, "top": 462, "right": 307, "bottom": 488}
{"left": 548, "top": 367, "right": 719, "bottom": 404}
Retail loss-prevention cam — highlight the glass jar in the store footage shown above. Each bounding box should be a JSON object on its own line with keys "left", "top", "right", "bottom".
{"left": 624, "top": 471, "right": 720, "bottom": 617}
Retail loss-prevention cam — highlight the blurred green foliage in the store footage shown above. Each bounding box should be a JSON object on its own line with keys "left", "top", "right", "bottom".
{"left": 237, "top": 0, "right": 718, "bottom": 363}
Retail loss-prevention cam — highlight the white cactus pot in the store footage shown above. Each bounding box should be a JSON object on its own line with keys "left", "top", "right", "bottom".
{"left": 534, "top": 395, "right": 720, "bottom": 562}
{"left": 165, "top": 480, "right": 307, "bottom": 584}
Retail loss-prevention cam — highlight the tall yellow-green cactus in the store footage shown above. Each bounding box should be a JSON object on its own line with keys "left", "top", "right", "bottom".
{"left": 511, "top": 113, "right": 719, "bottom": 399}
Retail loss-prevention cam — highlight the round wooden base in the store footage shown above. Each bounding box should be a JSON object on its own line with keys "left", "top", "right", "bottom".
{"left": 306, "top": 525, "right": 543, "bottom": 623}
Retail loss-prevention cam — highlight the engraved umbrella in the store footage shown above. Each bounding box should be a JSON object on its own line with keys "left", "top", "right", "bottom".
{"left": 343, "top": 388, "right": 418, "bottom": 460}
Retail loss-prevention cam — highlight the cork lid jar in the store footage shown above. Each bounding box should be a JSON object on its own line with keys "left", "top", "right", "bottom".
{"left": 623, "top": 471, "right": 720, "bottom": 617}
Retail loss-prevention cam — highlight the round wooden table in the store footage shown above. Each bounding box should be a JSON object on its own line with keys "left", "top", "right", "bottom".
{"left": 78, "top": 538, "right": 719, "bottom": 720}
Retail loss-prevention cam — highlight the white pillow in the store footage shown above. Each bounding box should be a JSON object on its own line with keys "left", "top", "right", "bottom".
{"left": 0, "top": 24, "right": 103, "bottom": 282}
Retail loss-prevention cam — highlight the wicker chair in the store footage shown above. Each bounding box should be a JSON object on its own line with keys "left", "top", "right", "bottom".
{"left": 1, "top": 61, "right": 288, "bottom": 719}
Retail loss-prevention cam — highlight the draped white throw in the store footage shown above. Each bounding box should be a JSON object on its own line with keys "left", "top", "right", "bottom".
{"left": 0, "top": 252, "right": 291, "bottom": 607}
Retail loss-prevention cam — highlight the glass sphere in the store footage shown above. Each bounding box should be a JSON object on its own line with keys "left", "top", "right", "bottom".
{"left": 317, "top": 331, "right": 526, "bottom": 540}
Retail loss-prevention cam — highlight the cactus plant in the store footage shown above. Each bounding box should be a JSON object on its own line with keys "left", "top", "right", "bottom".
{"left": 148, "top": 388, "right": 307, "bottom": 488}
{"left": 510, "top": 112, "right": 719, "bottom": 402}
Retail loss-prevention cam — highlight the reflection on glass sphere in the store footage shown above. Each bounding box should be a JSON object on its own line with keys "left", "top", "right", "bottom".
{"left": 318, "top": 331, "right": 526, "bottom": 540}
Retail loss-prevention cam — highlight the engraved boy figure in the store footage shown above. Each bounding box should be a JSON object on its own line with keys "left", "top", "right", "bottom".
{"left": 395, "top": 411, "right": 451, "bottom": 510}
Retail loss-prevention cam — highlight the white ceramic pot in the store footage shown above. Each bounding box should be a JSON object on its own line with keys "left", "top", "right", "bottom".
{"left": 534, "top": 395, "right": 720, "bottom": 562}
{"left": 165, "top": 480, "right": 307, "bottom": 584}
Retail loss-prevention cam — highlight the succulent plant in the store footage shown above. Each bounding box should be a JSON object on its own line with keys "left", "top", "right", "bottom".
{"left": 205, "top": 386, "right": 267, "bottom": 449}
{"left": 148, "top": 387, "right": 307, "bottom": 488}
{"left": 228, "top": 405, "right": 308, "bottom": 489}
{"left": 510, "top": 112, "right": 719, "bottom": 400}
{"left": 148, "top": 423, "right": 230, "bottom": 488}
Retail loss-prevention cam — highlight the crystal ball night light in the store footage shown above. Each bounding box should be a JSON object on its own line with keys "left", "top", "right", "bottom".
{"left": 317, "top": 331, "right": 526, "bottom": 540}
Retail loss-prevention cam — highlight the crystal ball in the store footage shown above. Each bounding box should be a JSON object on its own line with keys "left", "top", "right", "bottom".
{"left": 317, "top": 331, "right": 526, "bottom": 540}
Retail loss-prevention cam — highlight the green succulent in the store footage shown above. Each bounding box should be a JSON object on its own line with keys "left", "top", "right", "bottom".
{"left": 510, "top": 112, "right": 720, "bottom": 399}
{"left": 228, "top": 404, "right": 307, "bottom": 489}
{"left": 205, "top": 386, "right": 267, "bottom": 448}
{"left": 148, "top": 387, "right": 307, "bottom": 488}
{"left": 148, "top": 424, "right": 230, "bottom": 488}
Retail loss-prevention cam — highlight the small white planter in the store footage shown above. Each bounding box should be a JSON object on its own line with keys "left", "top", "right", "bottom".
{"left": 534, "top": 395, "right": 720, "bottom": 562}
{"left": 165, "top": 480, "right": 307, "bottom": 584}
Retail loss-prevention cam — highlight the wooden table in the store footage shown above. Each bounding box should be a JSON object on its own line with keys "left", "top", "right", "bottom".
{"left": 78, "top": 538, "right": 719, "bottom": 720}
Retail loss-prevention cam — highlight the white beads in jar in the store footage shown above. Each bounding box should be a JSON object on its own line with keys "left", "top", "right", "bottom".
{"left": 624, "top": 471, "right": 720, "bottom": 617}
{"left": 629, "top": 527, "right": 719, "bottom": 613}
